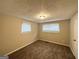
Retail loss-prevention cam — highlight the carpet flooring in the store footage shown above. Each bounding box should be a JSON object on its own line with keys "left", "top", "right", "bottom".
{"left": 9, "top": 40, "right": 75, "bottom": 59}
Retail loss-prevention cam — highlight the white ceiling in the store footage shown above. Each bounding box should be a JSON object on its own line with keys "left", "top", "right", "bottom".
{"left": 0, "top": 0, "right": 78, "bottom": 23}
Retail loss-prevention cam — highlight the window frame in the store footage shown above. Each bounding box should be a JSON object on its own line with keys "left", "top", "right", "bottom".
{"left": 42, "top": 23, "right": 60, "bottom": 33}
{"left": 21, "top": 22, "right": 31, "bottom": 33}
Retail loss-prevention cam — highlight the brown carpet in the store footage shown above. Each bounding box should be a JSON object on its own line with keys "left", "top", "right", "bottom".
{"left": 9, "top": 40, "right": 75, "bottom": 59}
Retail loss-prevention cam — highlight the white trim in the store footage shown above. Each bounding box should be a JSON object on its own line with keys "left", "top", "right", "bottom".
{"left": 39, "top": 39, "right": 69, "bottom": 47}
{"left": 4, "top": 40, "right": 37, "bottom": 56}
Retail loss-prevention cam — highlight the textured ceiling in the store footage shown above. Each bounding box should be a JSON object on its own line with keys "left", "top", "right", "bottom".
{"left": 0, "top": 0, "right": 78, "bottom": 23}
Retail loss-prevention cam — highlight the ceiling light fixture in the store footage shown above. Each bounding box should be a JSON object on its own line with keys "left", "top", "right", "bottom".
{"left": 40, "top": 16, "right": 45, "bottom": 19}
{"left": 35, "top": 12, "right": 49, "bottom": 20}
{"left": 35, "top": 0, "right": 50, "bottom": 20}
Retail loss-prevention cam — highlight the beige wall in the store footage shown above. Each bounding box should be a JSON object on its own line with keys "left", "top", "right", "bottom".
{"left": 39, "top": 20, "right": 70, "bottom": 46}
{"left": 0, "top": 16, "right": 2, "bottom": 55}
{"left": 0, "top": 15, "right": 38, "bottom": 56}
{"left": 70, "top": 13, "right": 78, "bottom": 59}
{"left": 0, "top": 16, "right": 4, "bottom": 56}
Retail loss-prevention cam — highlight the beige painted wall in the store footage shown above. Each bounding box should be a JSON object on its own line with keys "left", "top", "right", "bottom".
{"left": 39, "top": 20, "right": 70, "bottom": 46}
{"left": 0, "top": 16, "right": 4, "bottom": 56}
{"left": 0, "top": 17, "right": 2, "bottom": 55}
{"left": 0, "top": 15, "right": 38, "bottom": 56}
{"left": 70, "top": 13, "right": 78, "bottom": 59}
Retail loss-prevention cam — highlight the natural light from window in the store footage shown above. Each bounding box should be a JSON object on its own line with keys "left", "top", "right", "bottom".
{"left": 22, "top": 23, "right": 31, "bottom": 32}
{"left": 42, "top": 23, "right": 60, "bottom": 32}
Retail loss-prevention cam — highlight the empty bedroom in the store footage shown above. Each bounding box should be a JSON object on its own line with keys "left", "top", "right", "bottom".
{"left": 0, "top": 0, "right": 78, "bottom": 59}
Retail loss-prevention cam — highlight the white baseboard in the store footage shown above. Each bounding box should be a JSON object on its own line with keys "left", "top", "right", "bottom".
{"left": 39, "top": 39, "right": 69, "bottom": 47}
{"left": 4, "top": 40, "right": 37, "bottom": 56}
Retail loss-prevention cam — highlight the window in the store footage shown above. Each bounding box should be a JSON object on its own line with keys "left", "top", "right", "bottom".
{"left": 22, "top": 23, "right": 31, "bottom": 32}
{"left": 42, "top": 23, "right": 60, "bottom": 32}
